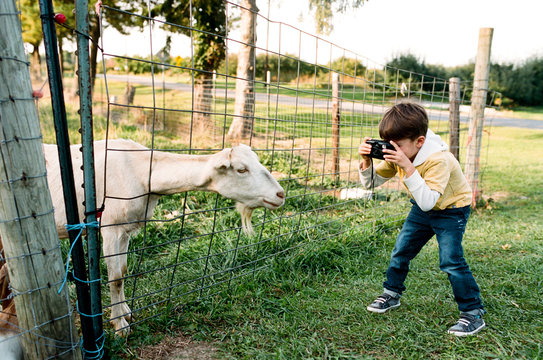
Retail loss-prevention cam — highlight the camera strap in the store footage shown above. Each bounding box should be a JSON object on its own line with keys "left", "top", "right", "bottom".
{"left": 370, "top": 158, "right": 375, "bottom": 199}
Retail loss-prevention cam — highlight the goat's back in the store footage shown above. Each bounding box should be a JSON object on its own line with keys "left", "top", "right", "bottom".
{"left": 44, "top": 139, "right": 155, "bottom": 236}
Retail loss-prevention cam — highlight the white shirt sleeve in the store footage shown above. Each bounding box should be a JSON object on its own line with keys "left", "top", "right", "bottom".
{"left": 403, "top": 170, "right": 441, "bottom": 211}
{"left": 359, "top": 162, "right": 391, "bottom": 189}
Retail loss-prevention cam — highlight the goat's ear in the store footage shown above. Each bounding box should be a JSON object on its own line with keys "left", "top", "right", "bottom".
{"left": 212, "top": 148, "right": 232, "bottom": 172}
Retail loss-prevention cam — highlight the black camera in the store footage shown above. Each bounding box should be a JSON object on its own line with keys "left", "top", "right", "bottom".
{"left": 366, "top": 139, "right": 395, "bottom": 160}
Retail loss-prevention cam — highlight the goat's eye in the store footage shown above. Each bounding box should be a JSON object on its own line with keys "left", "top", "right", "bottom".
{"left": 237, "top": 168, "right": 248, "bottom": 174}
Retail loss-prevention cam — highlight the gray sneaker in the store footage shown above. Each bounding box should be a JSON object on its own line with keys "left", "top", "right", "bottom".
{"left": 367, "top": 293, "right": 401, "bottom": 313}
{"left": 448, "top": 312, "right": 485, "bottom": 336}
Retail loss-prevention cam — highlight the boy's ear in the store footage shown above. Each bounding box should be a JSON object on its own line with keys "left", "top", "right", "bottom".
{"left": 416, "top": 136, "right": 425, "bottom": 148}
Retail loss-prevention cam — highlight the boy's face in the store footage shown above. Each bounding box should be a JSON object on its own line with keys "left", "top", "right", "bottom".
{"left": 392, "top": 136, "right": 425, "bottom": 162}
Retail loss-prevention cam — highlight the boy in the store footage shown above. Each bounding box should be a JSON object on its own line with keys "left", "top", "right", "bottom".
{"left": 358, "top": 102, "right": 485, "bottom": 336}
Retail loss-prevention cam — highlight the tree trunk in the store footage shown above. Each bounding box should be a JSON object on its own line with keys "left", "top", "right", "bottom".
{"left": 0, "top": 1, "right": 81, "bottom": 358}
{"left": 227, "top": 0, "right": 258, "bottom": 140}
{"left": 30, "top": 45, "right": 41, "bottom": 81}
{"left": 193, "top": 73, "right": 213, "bottom": 132}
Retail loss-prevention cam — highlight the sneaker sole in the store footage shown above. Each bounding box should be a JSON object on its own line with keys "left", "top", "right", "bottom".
{"left": 366, "top": 302, "right": 401, "bottom": 313}
{"left": 447, "top": 321, "right": 486, "bottom": 336}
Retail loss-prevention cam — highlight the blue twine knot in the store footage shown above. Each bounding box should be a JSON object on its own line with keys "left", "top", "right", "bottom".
{"left": 58, "top": 221, "right": 100, "bottom": 294}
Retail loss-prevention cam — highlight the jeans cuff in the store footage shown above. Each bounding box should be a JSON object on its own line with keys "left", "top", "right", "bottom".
{"left": 462, "top": 308, "right": 485, "bottom": 317}
{"left": 383, "top": 288, "right": 400, "bottom": 298}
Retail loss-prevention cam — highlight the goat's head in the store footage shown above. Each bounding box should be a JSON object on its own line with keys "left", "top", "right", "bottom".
{"left": 207, "top": 144, "right": 285, "bottom": 234}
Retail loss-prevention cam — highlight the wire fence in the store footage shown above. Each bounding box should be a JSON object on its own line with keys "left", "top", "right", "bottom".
{"left": 85, "top": 0, "right": 501, "bottom": 339}
{"left": 3, "top": 0, "right": 500, "bottom": 357}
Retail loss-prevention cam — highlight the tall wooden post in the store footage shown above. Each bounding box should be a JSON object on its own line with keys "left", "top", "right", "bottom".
{"left": 331, "top": 73, "right": 341, "bottom": 183}
{"left": 465, "top": 28, "right": 493, "bottom": 206}
{"left": 0, "top": 0, "right": 80, "bottom": 358}
{"left": 448, "top": 77, "right": 461, "bottom": 160}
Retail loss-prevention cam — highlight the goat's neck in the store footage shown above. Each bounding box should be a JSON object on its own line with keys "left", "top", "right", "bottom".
{"left": 149, "top": 151, "right": 214, "bottom": 195}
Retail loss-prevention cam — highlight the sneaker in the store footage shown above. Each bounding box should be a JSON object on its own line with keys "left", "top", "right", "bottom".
{"left": 447, "top": 312, "right": 485, "bottom": 336}
{"left": 367, "top": 293, "right": 401, "bottom": 313}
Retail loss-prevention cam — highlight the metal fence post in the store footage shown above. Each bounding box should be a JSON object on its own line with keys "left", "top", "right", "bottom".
{"left": 75, "top": 0, "right": 104, "bottom": 355}
{"left": 38, "top": 0, "right": 96, "bottom": 357}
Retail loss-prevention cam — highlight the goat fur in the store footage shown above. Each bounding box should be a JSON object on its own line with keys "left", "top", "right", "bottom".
{"left": 0, "top": 239, "right": 21, "bottom": 360}
{"left": 0, "top": 332, "right": 22, "bottom": 360}
{"left": 43, "top": 139, "right": 285, "bottom": 335}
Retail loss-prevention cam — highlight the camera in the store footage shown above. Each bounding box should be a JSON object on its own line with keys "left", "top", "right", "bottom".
{"left": 366, "top": 139, "right": 395, "bottom": 160}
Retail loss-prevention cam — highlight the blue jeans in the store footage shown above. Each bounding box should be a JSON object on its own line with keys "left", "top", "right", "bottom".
{"left": 384, "top": 201, "right": 483, "bottom": 312}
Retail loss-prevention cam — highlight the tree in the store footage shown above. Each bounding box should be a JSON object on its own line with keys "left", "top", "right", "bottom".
{"left": 227, "top": 0, "right": 258, "bottom": 140}
{"left": 21, "top": 0, "right": 42, "bottom": 79}
{"left": 309, "top": 0, "right": 367, "bottom": 35}
{"left": 150, "top": 0, "right": 227, "bottom": 131}
{"left": 501, "top": 57, "right": 543, "bottom": 106}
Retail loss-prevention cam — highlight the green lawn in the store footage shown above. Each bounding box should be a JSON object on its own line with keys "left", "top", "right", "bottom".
{"left": 497, "top": 106, "right": 543, "bottom": 121}
{"left": 102, "top": 119, "right": 542, "bottom": 359}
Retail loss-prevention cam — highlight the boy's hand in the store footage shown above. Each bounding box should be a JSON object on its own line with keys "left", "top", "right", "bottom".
{"left": 358, "top": 137, "right": 373, "bottom": 159}
{"left": 358, "top": 137, "right": 373, "bottom": 170}
{"left": 383, "top": 140, "right": 416, "bottom": 177}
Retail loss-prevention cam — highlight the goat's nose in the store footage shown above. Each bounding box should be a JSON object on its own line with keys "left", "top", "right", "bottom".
{"left": 276, "top": 191, "right": 285, "bottom": 199}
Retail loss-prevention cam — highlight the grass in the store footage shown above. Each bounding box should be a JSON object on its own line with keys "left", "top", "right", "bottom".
{"left": 498, "top": 106, "right": 543, "bottom": 121}
{"left": 98, "top": 119, "right": 542, "bottom": 359}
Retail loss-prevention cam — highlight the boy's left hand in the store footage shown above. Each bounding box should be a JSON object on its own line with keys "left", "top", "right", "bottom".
{"left": 383, "top": 141, "right": 416, "bottom": 177}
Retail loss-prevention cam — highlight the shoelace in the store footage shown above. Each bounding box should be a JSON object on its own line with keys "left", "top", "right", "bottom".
{"left": 457, "top": 314, "right": 477, "bottom": 328}
{"left": 375, "top": 294, "right": 392, "bottom": 304}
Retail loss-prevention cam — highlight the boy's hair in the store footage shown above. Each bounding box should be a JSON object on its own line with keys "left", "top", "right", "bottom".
{"left": 379, "top": 102, "right": 428, "bottom": 141}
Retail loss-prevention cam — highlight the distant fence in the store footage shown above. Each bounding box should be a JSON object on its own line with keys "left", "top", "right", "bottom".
{"left": 3, "top": 0, "right": 501, "bottom": 358}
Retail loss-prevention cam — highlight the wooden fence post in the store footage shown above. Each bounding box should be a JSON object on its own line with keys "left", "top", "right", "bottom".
{"left": 465, "top": 28, "right": 493, "bottom": 206}
{"left": 0, "top": 0, "right": 80, "bottom": 358}
{"left": 448, "top": 77, "right": 461, "bottom": 160}
{"left": 331, "top": 73, "right": 341, "bottom": 183}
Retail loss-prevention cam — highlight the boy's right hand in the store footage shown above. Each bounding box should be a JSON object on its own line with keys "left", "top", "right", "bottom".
{"left": 358, "top": 137, "right": 373, "bottom": 170}
{"left": 358, "top": 137, "right": 373, "bottom": 159}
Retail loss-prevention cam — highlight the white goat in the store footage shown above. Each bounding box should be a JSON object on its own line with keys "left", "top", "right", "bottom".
{"left": 44, "top": 139, "right": 285, "bottom": 335}
{"left": 0, "top": 332, "right": 22, "bottom": 360}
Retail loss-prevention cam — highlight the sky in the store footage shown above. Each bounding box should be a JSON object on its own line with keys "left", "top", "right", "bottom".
{"left": 102, "top": 0, "right": 543, "bottom": 68}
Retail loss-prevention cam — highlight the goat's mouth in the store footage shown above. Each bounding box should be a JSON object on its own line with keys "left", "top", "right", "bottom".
{"left": 263, "top": 199, "right": 283, "bottom": 209}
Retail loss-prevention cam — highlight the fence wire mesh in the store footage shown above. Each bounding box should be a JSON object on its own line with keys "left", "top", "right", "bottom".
{"left": 86, "top": 1, "right": 502, "bottom": 336}
{"left": 7, "top": 0, "right": 501, "bottom": 353}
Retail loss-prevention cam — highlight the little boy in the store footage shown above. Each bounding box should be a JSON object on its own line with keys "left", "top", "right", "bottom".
{"left": 358, "top": 102, "right": 485, "bottom": 336}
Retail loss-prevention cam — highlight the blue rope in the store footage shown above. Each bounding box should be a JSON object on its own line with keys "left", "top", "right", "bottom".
{"left": 59, "top": 221, "right": 105, "bottom": 359}
{"left": 57, "top": 221, "right": 99, "bottom": 294}
{"left": 76, "top": 301, "right": 104, "bottom": 318}
{"left": 81, "top": 333, "right": 105, "bottom": 359}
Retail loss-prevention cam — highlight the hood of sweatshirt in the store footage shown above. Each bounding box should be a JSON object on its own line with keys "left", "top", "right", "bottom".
{"left": 412, "top": 129, "right": 449, "bottom": 166}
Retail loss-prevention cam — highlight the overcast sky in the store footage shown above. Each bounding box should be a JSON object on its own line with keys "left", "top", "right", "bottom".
{"left": 102, "top": 0, "right": 543, "bottom": 68}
